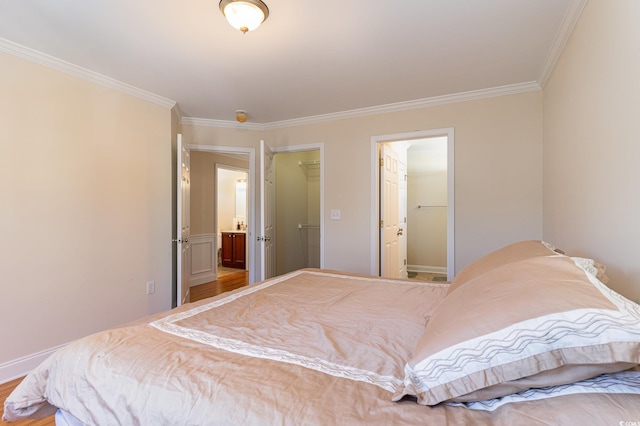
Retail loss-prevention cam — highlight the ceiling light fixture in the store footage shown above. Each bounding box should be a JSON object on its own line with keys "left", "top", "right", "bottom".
{"left": 219, "top": 0, "right": 269, "bottom": 34}
{"left": 235, "top": 110, "right": 248, "bottom": 123}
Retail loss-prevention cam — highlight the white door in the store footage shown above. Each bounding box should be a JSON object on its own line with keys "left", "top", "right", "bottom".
{"left": 259, "top": 140, "right": 275, "bottom": 280}
{"left": 176, "top": 134, "right": 191, "bottom": 306}
{"left": 380, "top": 144, "right": 402, "bottom": 278}
{"left": 398, "top": 152, "right": 408, "bottom": 279}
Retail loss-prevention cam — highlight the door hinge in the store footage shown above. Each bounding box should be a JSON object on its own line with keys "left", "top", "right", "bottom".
{"left": 379, "top": 157, "right": 384, "bottom": 167}
{"left": 379, "top": 220, "right": 384, "bottom": 228}
{"left": 404, "top": 259, "right": 407, "bottom": 265}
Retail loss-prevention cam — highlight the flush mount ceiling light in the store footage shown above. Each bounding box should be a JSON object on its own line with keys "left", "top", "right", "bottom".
{"left": 219, "top": 0, "right": 269, "bottom": 34}
{"left": 235, "top": 110, "right": 248, "bottom": 123}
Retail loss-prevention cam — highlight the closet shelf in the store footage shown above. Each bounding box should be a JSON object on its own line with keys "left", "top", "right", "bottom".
{"left": 298, "top": 160, "right": 320, "bottom": 168}
{"left": 298, "top": 159, "right": 321, "bottom": 178}
{"left": 298, "top": 223, "right": 320, "bottom": 229}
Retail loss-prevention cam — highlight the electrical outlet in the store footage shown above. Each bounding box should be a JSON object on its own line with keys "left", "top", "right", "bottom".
{"left": 330, "top": 209, "right": 341, "bottom": 220}
{"left": 146, "top": 281, "right": 155, "bottom": 295}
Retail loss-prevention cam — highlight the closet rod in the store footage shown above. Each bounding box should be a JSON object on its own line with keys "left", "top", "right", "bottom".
{"left": 417, "top": 205, "right": 447, "bottom": 208}
{"left": 298, "top": 223, "right": 320, "bottom": 229}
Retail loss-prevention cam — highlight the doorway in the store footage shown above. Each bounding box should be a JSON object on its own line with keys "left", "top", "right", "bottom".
{"left": 187, "top": 145, "right": 257, "bottom": 286}
{"left": 271, "top": 145, "right": 324, "bottom": 276}
{"left": 274, "top": 150, "right": 322, "bottom": 275}
{"left": 371, "top": 129, "right": 455, "bottom": 280}
{"left": 216, "top": 166, "right": 249, "bottom": 273}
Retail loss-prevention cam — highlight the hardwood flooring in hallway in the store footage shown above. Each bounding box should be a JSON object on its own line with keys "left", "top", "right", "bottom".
{"left": 190, "top": 269, "right": 249, "bottom": 302}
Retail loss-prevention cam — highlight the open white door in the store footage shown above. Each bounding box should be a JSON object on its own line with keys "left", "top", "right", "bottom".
{"left": 380, "top": 144, "right": 402, "bottom": 278}
{"left": 176, "top": 134, "right": 191, "bottom": 305}
{"left": 259, "top": 140, "right": 275, "bottom": 280}
{"left": 398, "top": 151, "right": 408, "bottom": 279}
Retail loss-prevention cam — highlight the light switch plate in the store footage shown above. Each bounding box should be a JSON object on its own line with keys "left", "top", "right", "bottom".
{"left": 330, "top": 209, "right": 341, "bottom": 220}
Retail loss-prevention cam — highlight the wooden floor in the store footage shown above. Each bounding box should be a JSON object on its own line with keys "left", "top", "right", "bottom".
{"left": 190, "top": 269, "right": 249, "bottom": 302}
{"left": 0, "top": 377, "right": 54, "bottom": 425}
{"left": 409, "top": 272, "right": 448, "bottom": 282}
{"left": 1, "top": 269, "right": 249, "bottom": 425}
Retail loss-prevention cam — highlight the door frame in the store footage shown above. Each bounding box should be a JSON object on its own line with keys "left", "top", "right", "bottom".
{"left": 370, "top": 128, "right": 455, "bottom": 279}
{"left": 272, "top": 143, "right": 325, "bottom": 270}
{"left": 189, "top": 144, "right": 257, "bottom": 284}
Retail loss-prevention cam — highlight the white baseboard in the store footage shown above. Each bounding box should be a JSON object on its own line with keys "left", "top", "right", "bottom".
{"left": 407, "top": 264, "right": 447, "bottom": 275}
{"left": 189, "top": 271, "right": 218, "bottom": 287}
{"left": 0, "top": 343, "right": 67, "bottom": 384}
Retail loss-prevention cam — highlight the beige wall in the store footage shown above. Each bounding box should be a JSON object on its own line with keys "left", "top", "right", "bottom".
{"left": 0, "top": 52, "right": 172, "bottom": 369}
{"left": 184, "top": 90, "right": 544, "bottom": 276}
{"left": 543, "top": 0, "right": 640, "bottom": 302}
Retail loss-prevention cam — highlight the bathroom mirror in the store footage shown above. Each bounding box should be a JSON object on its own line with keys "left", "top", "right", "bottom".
{"left": 235, "top": 179, "right": 247, "bottom": 223}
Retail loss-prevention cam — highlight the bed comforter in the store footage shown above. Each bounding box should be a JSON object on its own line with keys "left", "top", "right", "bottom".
{"left": 4, "top": 268, "right": 640, "bottom": 425}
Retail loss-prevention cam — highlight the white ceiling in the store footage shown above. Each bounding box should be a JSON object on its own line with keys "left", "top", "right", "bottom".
{"left": 0, "top": 0, "right": 578, "bottom": 125}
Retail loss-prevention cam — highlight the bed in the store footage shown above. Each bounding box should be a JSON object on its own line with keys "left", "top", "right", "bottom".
{"left": 4, "top": 240, "right": 640, "bottom": 425}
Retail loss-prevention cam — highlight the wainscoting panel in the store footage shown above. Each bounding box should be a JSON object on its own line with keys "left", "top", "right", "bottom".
{"left": 190, "top": 234, "right": 217, "bottom": 287}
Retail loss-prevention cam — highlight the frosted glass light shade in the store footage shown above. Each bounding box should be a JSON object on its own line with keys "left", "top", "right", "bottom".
{"left": 220, "top": 0, "right": 269, "bottom": 33}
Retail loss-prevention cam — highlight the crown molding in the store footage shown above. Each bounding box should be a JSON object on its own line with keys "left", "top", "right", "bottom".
{"left": 183, "top": 81, "right": 541, "bottom": 130}
{"left": 537, "top": 0, "right": 588, "bottom": 88}
{"left": 0, "top": 37, "right": 176, "bottom": 109}
{"left": 181, "top": 117, "right": 266, "bottom": 130}
{"left": 172, "top": 104, "right": 185, "bottom": 122}
{"left": 0, "top": 37, "right": 543, "bottom": 131}
{"left": 264, "top": 82, "right": 541, "bottom": 129}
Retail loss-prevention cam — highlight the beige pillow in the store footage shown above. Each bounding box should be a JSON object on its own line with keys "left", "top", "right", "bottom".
{"left": 394, "top": 255, "right": 640, "bottom": 405}
{"left": 446, "top": 240, "right": 559, "bottom": 295}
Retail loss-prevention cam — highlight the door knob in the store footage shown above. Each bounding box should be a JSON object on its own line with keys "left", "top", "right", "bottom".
{"left": 397, "top": 229, "right": 403, "bottom": 236}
